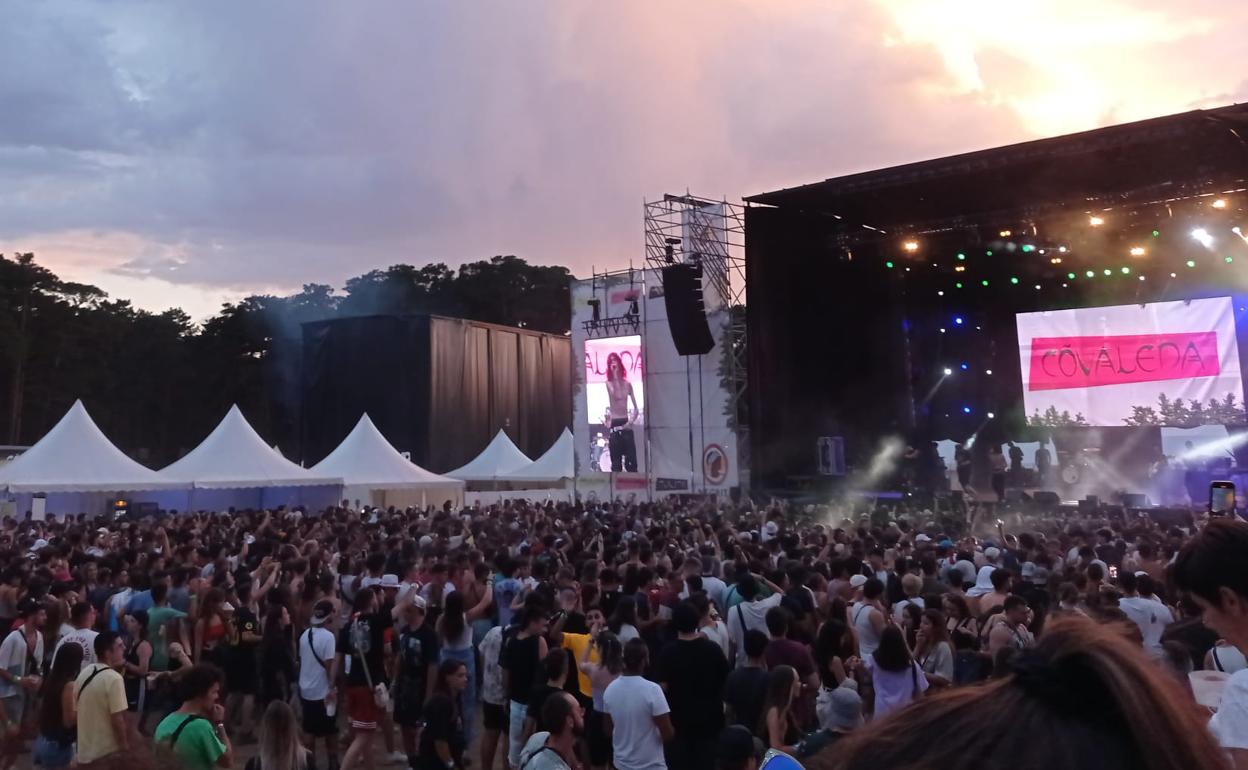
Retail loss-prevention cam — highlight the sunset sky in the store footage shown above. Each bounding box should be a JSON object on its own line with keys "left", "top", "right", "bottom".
{"left": 2, "top": 1, "right": 1245, "bottom": 320}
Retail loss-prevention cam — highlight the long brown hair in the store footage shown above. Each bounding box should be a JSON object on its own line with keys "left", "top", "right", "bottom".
{"left": 757, "top": 665, "right": 797, "bottom": 737}
{"left": 819, "top": 616, "right": 1231, "bottom": 770}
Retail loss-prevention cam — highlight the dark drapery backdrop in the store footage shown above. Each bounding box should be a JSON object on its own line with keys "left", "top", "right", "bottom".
{"left": 301, "top": 315, "right": 571, "bottom": 472}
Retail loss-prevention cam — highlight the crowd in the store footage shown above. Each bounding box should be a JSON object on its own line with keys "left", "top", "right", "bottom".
{"left": 0, "top": 497, "right": 1246, "bottom": 770}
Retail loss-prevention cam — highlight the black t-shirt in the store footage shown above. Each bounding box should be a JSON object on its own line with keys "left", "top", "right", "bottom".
{"left": 396, "top": 624, "right": 440, "bottom": 693}
{"left": 656, "top": 637, "right": 730, "bottom": 738}
{"left": 528, "top": 683, "right": 564, "bottom": 717}
{"left": 723, "top": 666, "right": 769, "bottom": 735}
{"left": 227, "top": 607, "right": 260, "bottom": 673}
{"left": 418, "top": 693, "right": 465, "bottom": 770}
{"left": 599, "top": 590, "right": 621, "bottom": 619}
{"left": 338, "top": 612, "right": 390, "bottom": 687}
{"left": 501, "top": 632, "right": 542, "bottom": 703}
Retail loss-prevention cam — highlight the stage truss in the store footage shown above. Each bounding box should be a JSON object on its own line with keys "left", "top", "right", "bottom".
{"left": 644, "top": 194, "right": 749, "bottom": 485}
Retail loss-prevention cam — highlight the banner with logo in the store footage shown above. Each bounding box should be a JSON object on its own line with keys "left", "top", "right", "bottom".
{"left": 1017, "top": 297, "right": 1245, "bottom": 426}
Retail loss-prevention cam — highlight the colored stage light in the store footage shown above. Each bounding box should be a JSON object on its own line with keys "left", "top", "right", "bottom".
{"left": 1192, "top": 228, "right": 1213, "bottom": 247}
{"left": 1021, "top": 245, "right": 1034, "bottom": 253}
{"left": 1067, "top": 272, "right": 1076, "bottom": 280}
{"left": 1129, "top": 246, "right": 1146, "bottom": 256}
{"left": 1050, "top": 257, "right": 1063, "bottom": 264}
{"left": 940, "top": 328, "right": 946, "bottom": 333}
{"left": 954, "top": 316, "right": 964, "bottom": 325}
{"left": 886, "top": 261, "right": 894, "bottom": 268}
{"left": 1089, "top": 215, "right": 1105, "bottom": 226}
{"left": 1152, "top": 230, "right": 1160, "bottom": 237}
{"left": 1010, "top": 277, "right": 1019, "bottom": 284}
{"left": 1121, "top": 266, "right": 1130, "bottom": 274}
{"left": 986, "top": 250, "right": 993, "bottom": 256}
{"left": 960, "top": 363, "right": 968, "bottom": 370}
{"left": 957, "top": 253, "right": 966, "bottom": 260}
{"left": 1186, "top": 260, "right": 1196, "bottom": 268}
{"left": 1227, "top": 256, "right": 1235, "bottom": 263}
{"left": 956, "top": 282, "right": 963, "bottom": 288}
{"left": 962, "top": 406, "right": 972, "bottom": 414}
{"left": 981, "top": 280, "right": 989, "bottom": 286}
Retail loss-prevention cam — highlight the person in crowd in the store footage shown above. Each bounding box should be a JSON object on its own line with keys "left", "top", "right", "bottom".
{"left": 724, "top": 629, "right": 770, "bottom": 735}
{"left": 0, "top": 596, "right": 45, "bottom": 770}
{"left": 657, "top": 601, "right": 730, "bottom": 770}
{"left": 862, "top": 626, "right": 928, "bottom": 718}
{"left": 418, "top": 659, "right": 469, "bottom": 770}
{"left": 297, "top": 600, "right": 338, "bottom": 770}
{"left": 985, "top": 595, "right": 1035, "bottom": 656}
{"left": 246, "top": 700, "right": 309, "bottom": 770}
{"left": 122, "top": 610, "right": 153, "bottom": 731}
{"left": 799, "top": 683, "right": 863, "bottom": 760}
{"left": 502, "top": 598, "right": 550, "bottom": 769}
{"left": 850, "top": 578, "right": 886, "bottom": 657}
{"left": 259, "top": 602, "right": 296, "bottom": 709}
{"left": 690, "top": 593, "right": 731, "bottom": 659}
{"left": 812, "top": 619, "right": 856, "bottom": 691}
{"left": 153, "top": 663, "right": 234, "bottom": 770}
{"left": 579, "top": 627, "right": 622, "bottom": 770}
{"left": 518, "top": 690, "right": 584, "bottom": 770}
{"left": 55, "top": 601, "right": 98, "bottom": 669}
{"left": 225, "top": 581, "right": 262, "bottom": 744}
{"left": 607, "top": 595, "right": 641, "bottom": 644}
{"left": 758, "top": 665, "right": 801, "bottom": 755}
{"left": 762, "top": 607, "right": 818, "bottom": 729}
{"left": 1116, "top": 570, "right": 1174, "bottom": 660}
{"left": 436, "top": 591, "right": 481, "bottom": 747}
{"left": 1173, "top": 518, "right": 1248, "bottom": 766}
{"left": 524, "top": 651, "right": 572, "bottom": 743}
{"left": 33, "top": 639, "right": 81, "bottom": 769}
{"left": 891, "top": 574, "right": 925, "bottom": 624}
{"left": 829, "top": 616, "right": 1231, "bottom": 770}
{"left": 195, "top": 588, "right": 231, "bottom": 668}
{"left": 603, "top": 638, "right": 672, "bottom": 770}
{"left": 726, "top": 575, "right": 784, "bottom": 667}
{"left": 477, "top": 622, "right": 509, "bottom": 770}
{"left": 75, "top": 632, "right": 131, "bottom": 767}
{"left": 392, "top": 592, "right": 439, "bottom": 769}
{"left": 914, "top": 609, "right": 954, "bottom": 687}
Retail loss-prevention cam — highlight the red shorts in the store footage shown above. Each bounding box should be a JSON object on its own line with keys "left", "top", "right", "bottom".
{"left": 347, "top": 685, "right": 380, "bottom": 731}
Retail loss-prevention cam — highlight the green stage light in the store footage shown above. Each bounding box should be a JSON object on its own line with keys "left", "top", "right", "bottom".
{"left": 886, "top": 261, "right": 894, "bottom": 268}
{"left": 1187, "top": 260, "right": 1197, "bottom": 267}
{"left": 1010, "top": 277, "right": 1019, "bottom": 284}
{"left": 1152, "top": 230, "right": 1160, "bottom": 237}
{"left": 1067, "top": 272, "right": 1076, "bottom": 280}
{"left": 1121, "top": 266, "right": 1130, "bottom": 274}
{"left": 1227, "top": 256, "right": 1235, "bottom": 263}
{"left": 956, "top": 282, "right": 963, "bottom": 288}
{"left": 986, "top": 250, "right": 993, "bottom": 256}
{"left": 1021, "top": 245, "right": 1034, "bottom": 253}
{"left": 981, "top": 279, "right": 989, "bottom": 286}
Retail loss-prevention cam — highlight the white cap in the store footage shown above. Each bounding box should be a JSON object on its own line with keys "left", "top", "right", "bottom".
{"left": 419, "top": 535, "right": 434, "bottom": 547}
{"left": 29, "top": 539, "right": 48, "bottom": 552}
{"left": 849, "top": 574, "right": 868, "bottom": 588}
{"left": 984, "top": 547, "right": 1001, "bottom": 559}
{"left": 915, "top": 534, "right": 932, "bottom": 543}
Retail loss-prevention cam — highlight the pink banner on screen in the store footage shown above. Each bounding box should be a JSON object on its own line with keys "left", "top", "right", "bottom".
{"left": 1028, "top": 332, "right": 1221, "bottom": 391}
{"left": 584, "top": 337, "right": 643, "bottom": 384}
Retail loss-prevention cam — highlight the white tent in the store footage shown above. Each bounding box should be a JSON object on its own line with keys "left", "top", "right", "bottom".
{"left": 157, "top": 405, "right": 341, "bottom": 510}
{"left": 311, "top": 414, "right": 463, "bottom": 508}
{"left": 0, "top": 400, "right": 184, "bottom": 493}
{"left": 501, "top": 428, "right": 573, "bottom": 483}
{"left": 447, "top": 430, "right": 532, "bottom": 481}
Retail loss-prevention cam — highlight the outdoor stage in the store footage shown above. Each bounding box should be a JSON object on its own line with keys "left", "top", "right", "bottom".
{"left": 743, "top": 102, "right": 1248, "bottom": 507}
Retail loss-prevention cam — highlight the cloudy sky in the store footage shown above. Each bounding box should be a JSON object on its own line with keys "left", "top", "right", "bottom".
{"left": 2, "top": 1, "right": 1244, "bottom": 319}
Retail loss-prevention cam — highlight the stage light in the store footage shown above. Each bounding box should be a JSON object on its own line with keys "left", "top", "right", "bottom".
{"left": 1089, "top": 215, "right": 1105, "bottom": 226}
{"left": 954, "top": 316, "right": 964, "bottom": 325}
{"left": 987, "top": 412, "right": 996, "bottom": 419}
{"left": 1186, "top": 260, "right": 1196, "bottom": 268}
{"left": 886, "top": 261, "right": 895, "bottom": 268}
{"left": 1152, "top": 230, "right": 1160, "bottom": 238}
{"left": 981, "top": 279, "right": 989, "bottom": 286}
{"left": 955, "top": 265, "right": 966, "bottom": 272}
{"left": 1034, "top": 284, "right": 1041, "bottom": 290}
{"left": 962, "top": 406, "right": 972, "bottom": 414}
{"left": 986, "top": 369, "right": 993, "bottom": 375}
{"left": 1121, "top": 266, "right": 1130, "bottom": 274}
{"left": 937, "top": 290, "right": 944, "bottom": 296}
{"left": 1086, "top": 270, "right": 1095, "bottom": 278}
{"left": 1129, "top": 246, "right": 1146, "bottom": 256}
{"left": 1214, "top": 198, "right": 1228, "bottom": 209}
{"left": 1021, "top": 245, "right": 1034, "bottom": 253}
{"left": 956, "top": 282, "right": 963, "bottom": 288}
{"left": 940, "top": 328, "right": 946, "bottom": 333}
{"left": 903, "top": 240, "right": 919, "bottom": 252}
{"left": 1063, "top": 283, "right": 1069, "bottom": 287}
{"left": 986, "top": 250, "right": 993, "bottom": 256}
{"left": 943, "top": 367, "right": 953, "bottom": 376}
{"left": 1059, "top": 246, "right": 1068, "bottom": 253}
{"left": 1010, "top": 277, "right": 1019, "bottom": 284}
{"left": 1139, "top": 275, "right": 1146, "bottom": 281}
{"left": 1192, "top": 228, "right": 1213, "bottom": 247}
{"left": 1067, "top": 272, "right": 1076, "bottom": 280}
{"left": 957, "top": 253, "right": 966, "bottom": 260}
{"left": 1227, "top": 256, "right": 1235, "bottom": 263}
{"left": 1050, "top": 257, "right": 1063, "bottom": 264}
{"left": 1103, "top": 269, "right": 1112, "bottom": 276}
{"left": 960, "top": 363, "right": 968, "bottom": 370}
{"left": 1170, "top": 272, "right": 1178, "bottom": 277}
{"left": 999, "top": 230, "right": 1012, "bottom": 237}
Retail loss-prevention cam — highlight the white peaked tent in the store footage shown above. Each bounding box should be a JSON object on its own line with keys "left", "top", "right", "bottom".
{"left": 156, "top": 405, "right": 341, "bottom": 510}
{"left": 501, "top": 428, "right": 574, "bottom": 483}
{"left": 0, "top": 400, "right": 183, "bottom": 493}
{"left": 311, "top": 414, "right": 463, "bottom": 508}
{"left": 447, "top": 429, "right": 532, "bottom": 481}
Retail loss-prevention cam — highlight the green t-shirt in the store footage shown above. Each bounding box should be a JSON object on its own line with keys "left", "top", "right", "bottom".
{"left": 154, "top": 711, "right": 225, "bottom": 770}
{"left": 147, "top": 606, "right": 188, "bottom": 671}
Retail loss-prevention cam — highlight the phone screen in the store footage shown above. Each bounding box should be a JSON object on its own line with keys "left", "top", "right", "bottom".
{"left": 1210, "top": 482, "right": 1237, "bottom": 515}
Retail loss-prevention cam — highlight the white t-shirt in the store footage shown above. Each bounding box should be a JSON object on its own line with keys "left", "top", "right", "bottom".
{"left": 1117, "top": 596, "right": 1174, "bottom": 659}
{"left": 603, "top": 675, "right": 669, "bottom": 770}
{"left": 56, "top": 627, "right": 99, "bottom": 668}
{"left": 727, "top": 594, "right": 783, "bottom": 666}
{"left": 863, "top": 657, "right": 928, "bottom": 718}
{"left": 298, "top": 627, "right": 336, "bottom": 700}
{"left": 699, "top": 621, "right": 731, "bottom": 659}
{"left": 1211, "top": 668, "right": 1248, "bottom": 749}
{"left": 892, "top": 597, "right": 926, "bottom": 625}
{"left": 0, "top": 628, "right": 43, "bottom": 699}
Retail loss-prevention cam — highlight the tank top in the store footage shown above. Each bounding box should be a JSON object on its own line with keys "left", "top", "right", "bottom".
{"left": 1212, "top": 644, "right": 1248, "bottom": 674}
{"left": 852, "top": 602, "right": 882, "bottom": 656}
{"left": 440, "top": 620, "right": 473, "bottom": 652}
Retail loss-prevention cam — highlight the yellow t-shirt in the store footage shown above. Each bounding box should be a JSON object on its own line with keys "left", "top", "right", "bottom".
{"left": 561, "top": 632, "right": 598, "bottom": 697}
{"left": 74, "top": 664, "right": 129, "bottom": 763}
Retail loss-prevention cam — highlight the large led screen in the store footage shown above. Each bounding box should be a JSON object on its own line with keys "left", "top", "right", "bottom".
{"left": 585, "top": 335, "right": 646, "bottom": 473}
{"left": 1017, "top": 297, "right": 1245, "bottom": 427}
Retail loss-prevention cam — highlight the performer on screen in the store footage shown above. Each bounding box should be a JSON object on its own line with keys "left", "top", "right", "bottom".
{"left": 605, "top": 351, "right": 640, "bottom": 472}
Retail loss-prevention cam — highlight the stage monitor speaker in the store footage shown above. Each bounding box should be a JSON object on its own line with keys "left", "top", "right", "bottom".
{"left": 1033, "top": 491, "right": 1060, "bottom": 509}
{"left": 1122, "top": 493, "right": 1150, "bottom": 508}
{"left": 661, "top": 264, "right": 714, "bottom": 355}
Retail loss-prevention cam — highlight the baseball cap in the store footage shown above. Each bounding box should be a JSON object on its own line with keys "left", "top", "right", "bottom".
{"left": 310, "top": 600, "right": 335, "bottom": 626}
{"left": 849, "top": 574, "right": 868, "bottom": 589}
{"left": 914, "top": 534, "right": 932, "bottom": 543}
{"left": 406, "top": 594, "right": 428, "bottom": 612}
{"left": 984, "top": 547, "right": 1001, "bottom": 560}
{"left": 718, "top": 725, "right": 763, "bottom": 765}
{"left": 819, "top": 686, "right": 864, "bottom": 730}
{"left": 17, "top": 596, "right": 42, "bottom": 618}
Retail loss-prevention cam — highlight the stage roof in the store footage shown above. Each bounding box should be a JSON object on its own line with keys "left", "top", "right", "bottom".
{"left": 746, "top": 103, "right": 1248, "bottom": 231}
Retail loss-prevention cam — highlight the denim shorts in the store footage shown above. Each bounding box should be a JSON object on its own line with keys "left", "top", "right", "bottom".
{"left": 33, "top": 735, "right": 74, "bottom": 769}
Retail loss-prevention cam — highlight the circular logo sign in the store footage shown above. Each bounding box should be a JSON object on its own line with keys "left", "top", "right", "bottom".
{"left": 703, "top": 444, "right": 729, "bottom": 486}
